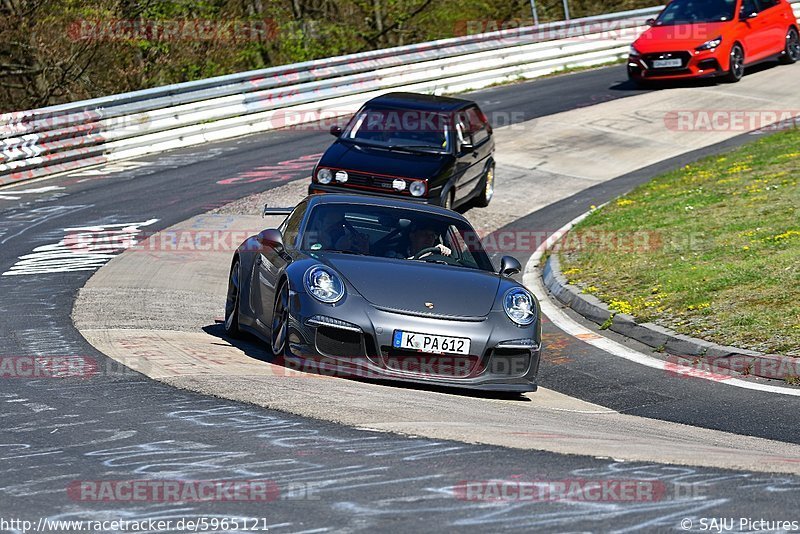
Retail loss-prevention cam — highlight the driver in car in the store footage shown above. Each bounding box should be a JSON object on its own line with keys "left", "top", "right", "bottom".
{"left": 313, "top": 208, "right": 370, "bottom": 254}
{"left": 386, "top": 221, "right": 452, "bottom": 259}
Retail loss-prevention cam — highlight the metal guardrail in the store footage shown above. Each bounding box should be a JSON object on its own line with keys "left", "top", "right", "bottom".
{"left": 1, "top": 2, "right": 798, "bottom": 186}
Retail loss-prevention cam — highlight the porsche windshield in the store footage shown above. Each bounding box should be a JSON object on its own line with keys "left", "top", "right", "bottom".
{"left": 302, "top": 204, "right": 495, "bottom": 272}
{"left": 656, "top": 0, "right": 737, "bottom": 24}
{"left": 342, "top": 107, "right": 451, "bottom": 153}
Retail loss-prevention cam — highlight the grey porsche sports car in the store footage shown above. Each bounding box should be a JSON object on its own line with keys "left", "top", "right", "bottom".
{"left": 224, "top": 194, "right": 541, "bottom": 392}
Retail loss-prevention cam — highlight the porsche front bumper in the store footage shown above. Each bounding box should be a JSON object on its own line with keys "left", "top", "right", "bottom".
{"left": 283, "top": 290, "right": 541, "bottom": 392}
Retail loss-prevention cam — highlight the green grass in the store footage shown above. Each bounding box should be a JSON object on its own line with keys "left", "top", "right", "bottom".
{"left": 559, "top": 128, "right": 800, "bottom": 356}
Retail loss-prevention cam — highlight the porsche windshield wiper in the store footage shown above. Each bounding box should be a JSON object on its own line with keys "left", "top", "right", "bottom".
{"left": 320, "top": 249, "right": 369, "bottom": 256}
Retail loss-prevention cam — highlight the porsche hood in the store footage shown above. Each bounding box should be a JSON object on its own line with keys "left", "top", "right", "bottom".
{"left": 320, "top": 254, "right": 501, "bottom": 318}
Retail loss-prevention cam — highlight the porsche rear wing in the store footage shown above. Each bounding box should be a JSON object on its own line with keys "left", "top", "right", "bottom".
{"left": 263, "top": 206, "right": 294, "bottom": 218}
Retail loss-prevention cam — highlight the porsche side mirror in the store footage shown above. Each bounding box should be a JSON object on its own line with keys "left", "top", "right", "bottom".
{"left": 330, "top": 125, "right": 343, "bottom": 137}
{"left": 499, "top": 256, "right": 521, "bottom": 277}
{"left": 741, "top": 9, "right": 758, "bottom": 19}
{"left": 645, "top": 18, "right": 656, "bottom": 26}
{"left": 257, "top": 228, "right": 284, "bottom": 251}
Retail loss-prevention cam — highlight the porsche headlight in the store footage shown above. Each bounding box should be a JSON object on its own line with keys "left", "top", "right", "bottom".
{"left": 503, "top": 287, "right": 536, "bottom": 326}
{"left": 629, "top": 43, "right": 641, "bottom": 56}
{"left": 317, "top": 168, "right": 333, "bottom": 184}
{"left": 304, "top": 265, "right": 345, "bottom": 303}
{"left": 696, "top": 36, "right": 722, "bottom": 51}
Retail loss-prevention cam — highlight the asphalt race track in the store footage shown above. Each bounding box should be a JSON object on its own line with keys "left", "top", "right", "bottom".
{"left": 2, "top": 66, "right": 800, "bottom": 532}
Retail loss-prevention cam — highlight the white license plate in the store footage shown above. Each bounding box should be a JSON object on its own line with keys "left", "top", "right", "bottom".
{"left": 652, "top": 59, "right": 682, "bottom": 68}
{"left": 393, "top": 330, "right": 471, "bottom": 355}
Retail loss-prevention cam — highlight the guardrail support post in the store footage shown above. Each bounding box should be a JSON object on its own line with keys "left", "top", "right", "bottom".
{"left": 530, "top": 0, "right": 540, "bottom": 26}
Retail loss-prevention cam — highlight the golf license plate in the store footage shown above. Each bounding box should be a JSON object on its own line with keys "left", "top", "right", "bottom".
{"left": 652, "top": 58, "right": 682, "bottom": 68}
{"left": 393, "top": 330, "right": 471, "bottom": 355}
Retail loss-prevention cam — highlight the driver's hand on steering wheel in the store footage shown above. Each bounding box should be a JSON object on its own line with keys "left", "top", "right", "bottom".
{"left": 413, "top": 243, "right": 452, "bottom": 259}
{"left": 435, "top": 243, "right": 452, "bottom": 257}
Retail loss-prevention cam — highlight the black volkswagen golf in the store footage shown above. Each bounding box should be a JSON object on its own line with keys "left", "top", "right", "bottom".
{"left": 308, "top": 92, "right": 495, "bottom": 210}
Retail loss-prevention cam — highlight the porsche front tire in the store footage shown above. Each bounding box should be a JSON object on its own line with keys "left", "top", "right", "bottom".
{"left": 224, "top": 260, "right": 242, "bottom": 338}
{"left": 271, "top": 280, "right": 290, "bottom": 357}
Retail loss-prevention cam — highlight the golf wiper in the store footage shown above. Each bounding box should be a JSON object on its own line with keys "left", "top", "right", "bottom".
{"left": 339, "top": 138, "right": 393, "bottom": 150}
{"left": 386, "top": 145, "right": 443, "bottom": 154}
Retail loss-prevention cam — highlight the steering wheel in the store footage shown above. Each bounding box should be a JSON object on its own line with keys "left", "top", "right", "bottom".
{"left": 372, "top": 227, "right": 402, "bottom": 252}
{"left": 411, "top": 246, "right": 442, "bottom": 260}
{"left": 339, "top": 219, "right": 364, "bottom": 240}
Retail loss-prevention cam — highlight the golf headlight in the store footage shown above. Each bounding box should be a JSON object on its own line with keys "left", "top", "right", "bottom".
{"left": 629, "top": 44, "right": 641, "bottom": 56}
{"left": 392, "top": 179, "right": 407, "bottom": 191}
{"left": 304, "top": 266, "right": 345, "bottom": 303}
{"left": 409, "top": 180, "right": 426, "bottom": 197}
{"left": 317, "top": 168, "right": 333, "bottom": 184}
{"left": 503, "top": 288, "right": 536, "bottom": 326}
{"left": 335, "top": 170, "right": 348, "bottom": 183}
{"left": 696, "top": 36, "right": 722, "bottom": 51}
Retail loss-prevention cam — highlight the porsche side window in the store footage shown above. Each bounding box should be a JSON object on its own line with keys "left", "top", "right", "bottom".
{"left": 282, "top": 201, "right": 306, "bottom": 248}
{"left": 448, "top": 225, "right": 479, "bottom": 269}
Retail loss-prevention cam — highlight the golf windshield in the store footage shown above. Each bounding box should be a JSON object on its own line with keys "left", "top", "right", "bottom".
{"left": 302, "top": 204, "right": 495, "bottom": 272}
{"left": 656, "top": 0, "right": 737, "bottom": 24}
{"left": 342, "top": 107, "right": 450, "bottom": 153}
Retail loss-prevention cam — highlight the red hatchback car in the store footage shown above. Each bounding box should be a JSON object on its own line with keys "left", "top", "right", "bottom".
{"left": 628, "top": 0, "right": 799, "bottom": 84}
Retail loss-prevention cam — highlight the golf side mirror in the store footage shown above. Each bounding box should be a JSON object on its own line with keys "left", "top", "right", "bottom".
{"left": 330, "top": 125, "right": 343, "bottom": 137}
{"left": 499, "top": 256, "right": 521, "bottom": 277}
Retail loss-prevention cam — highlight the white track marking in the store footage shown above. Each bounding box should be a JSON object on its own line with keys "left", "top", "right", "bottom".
{"left": 0, "top": 186, "right": 64, "bottom": 200}
{"left": 2, "top": 219, "right": 159, "bottom": 276}
{"left": 523, "top": 209, "right": 800, "bottom": 397}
